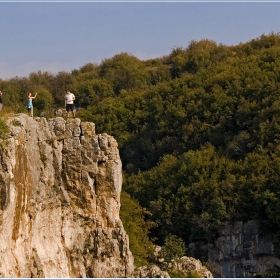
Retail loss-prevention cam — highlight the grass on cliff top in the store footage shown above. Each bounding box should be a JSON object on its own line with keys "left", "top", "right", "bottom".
{"left": 0, "top": 106, "right": 28, "bottom": 138}
{"left": 0, "top": 114, "right": 9, "bottom": 139}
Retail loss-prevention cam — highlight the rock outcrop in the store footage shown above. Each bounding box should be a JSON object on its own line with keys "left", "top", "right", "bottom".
{"left": 134, "top": 257, "right": 213, "bottom": 278}
{"left": 133, "top": 246, "right": 213, "bottom": 278}
{"left": 207, "top": 220, "right": 280, "bottom": 277}
{"left": 0, "top": 114, "right": 134, "bottom": 278}
{"left": 170, "top": 256, "right": 213, "bottom": 278}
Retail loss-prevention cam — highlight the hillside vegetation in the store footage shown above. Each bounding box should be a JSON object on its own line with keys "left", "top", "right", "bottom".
{"left": 1, "top": 32, "right": 280, "bottom": 265}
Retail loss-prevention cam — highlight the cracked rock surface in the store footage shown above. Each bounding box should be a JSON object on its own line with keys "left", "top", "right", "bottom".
{"left": 0, "top": 114, "right": 134, "bottom": 278}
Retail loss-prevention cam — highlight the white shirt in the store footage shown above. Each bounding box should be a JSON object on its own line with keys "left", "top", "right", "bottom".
{"left": 65, "top": 93, "right": 75, "bottom": 104}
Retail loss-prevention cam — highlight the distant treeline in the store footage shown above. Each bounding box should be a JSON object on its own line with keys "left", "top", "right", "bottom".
{"left": 1, "top": 32, "right": 280, "bottom": 266}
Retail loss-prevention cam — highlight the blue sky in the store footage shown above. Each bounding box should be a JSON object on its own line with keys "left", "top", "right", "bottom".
{"left": 0, "top": 1, "right": 280, "bottom": 80}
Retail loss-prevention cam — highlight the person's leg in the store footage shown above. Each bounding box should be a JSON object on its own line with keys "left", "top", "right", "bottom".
{"left": 70, "top": 104, "right": 75, "bottom": 117}
{"left": 66, "top": 104, "right": 70, "bottom": 117}
{"left": 31, "top": 106, "right": 33, "bottom": 118}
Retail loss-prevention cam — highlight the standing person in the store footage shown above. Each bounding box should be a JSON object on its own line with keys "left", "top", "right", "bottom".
{"left": 0, "top": 91, "right": 3, "bottom": 111}
{"left": 26, "top": 92, "right": 37, "bottom": 117}
{"left": 65, "top": 90, "right": 76, "bottom": 118}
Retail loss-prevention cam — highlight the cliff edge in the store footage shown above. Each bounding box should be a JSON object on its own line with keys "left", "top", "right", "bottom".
{"left": 0, "top": 114, "right": 134, "bottom": 278}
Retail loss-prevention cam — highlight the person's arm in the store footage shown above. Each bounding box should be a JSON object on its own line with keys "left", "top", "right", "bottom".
{"left": 31, "top": 92, "right": 37, "bottom": 99}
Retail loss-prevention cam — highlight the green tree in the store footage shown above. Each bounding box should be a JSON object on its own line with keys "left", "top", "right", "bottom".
{"left": 120, "top": 190, "right": 154, "bottom": 267}
{"left": 33, "top": 88, "right": 54, "bottom": 112}
{"left": 99, "top": 52, "right": 150, "bottom": 93}
{"left": 160, "top": 234, "right": 186, "bottom": 262}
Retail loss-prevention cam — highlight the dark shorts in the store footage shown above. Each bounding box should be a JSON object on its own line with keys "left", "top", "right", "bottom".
{"left": 66, "top": 104, "right": 75, "bottom": 112}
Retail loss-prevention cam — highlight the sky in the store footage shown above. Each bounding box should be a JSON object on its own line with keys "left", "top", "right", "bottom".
{"left": 0, "top": 1, "right": 280, "bottom": 80}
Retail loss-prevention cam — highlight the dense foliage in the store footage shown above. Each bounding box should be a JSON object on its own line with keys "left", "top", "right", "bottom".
{"left": 0, "top": 116, "right": 9, "bottom": 139}
{"left": 159, "top": 234, "right": 187, "bottom": 262}
{"left": 1, "top": 32, "right": 280, "bottom": 264}
{"left": 119, "top": 191, "right": 154, "bottom": 267}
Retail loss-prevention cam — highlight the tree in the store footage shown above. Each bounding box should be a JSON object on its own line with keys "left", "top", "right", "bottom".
{"left": 120, "top": 190, "right": 154, "bottom": 267}
{"left": 33, "top": 88, "right": 54, "bottom": 112}
{"left": 99, "top": 52, "right": 150, "bottom": 93}
{"left": 160, "top": 234, "right": 186, "bottom": 262}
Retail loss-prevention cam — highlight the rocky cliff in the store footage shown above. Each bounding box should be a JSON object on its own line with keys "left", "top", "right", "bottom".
{"left": 189, "top": 220, "right": 280, "bottom": 278}
{"left": 207, "top": 220, "right": 280, "bottom": 277}
{"left": 0, "top": 114, "right": 134, "bottom": 278}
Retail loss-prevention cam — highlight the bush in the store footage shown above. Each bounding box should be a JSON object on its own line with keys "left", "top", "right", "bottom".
{"left": 120, "top": 190, "right": 154, "bottom": 267}
{"left": 33, "top": 88, "right": 54, "bottom": 111}
{"left": 0, "top": 116, "right": 9, "bottom": 139}
{"left": 160, "top": 234, "right": 187, "bottom": 262}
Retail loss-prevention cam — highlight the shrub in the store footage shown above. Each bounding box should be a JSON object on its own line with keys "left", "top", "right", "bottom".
{"left": 120, "top": 190, "right": 154, "bottom": 267}
{"left": 160, "top": 234, "right": 186, "bottom": 262}
{"left": 0, "top": 117, "right": 9, "bottom": 139}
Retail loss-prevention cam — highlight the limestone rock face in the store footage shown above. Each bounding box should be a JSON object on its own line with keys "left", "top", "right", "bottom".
{"left": 208, "top": 220, "right": 280, "bottom": 278}
{"left": 133, "top": 246, "right": 213, "bottom": 278}
{"left": 134, "top": 265, "right": 171, "bottom": 278}
{"left": 0, "top": 114, "right": 134, "bottom": 278}
{"left": 173, "top": 256, "right": 213, "bottom": 278}
{"left": 133, "top": 256, "right": 213, "bottom": 278}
